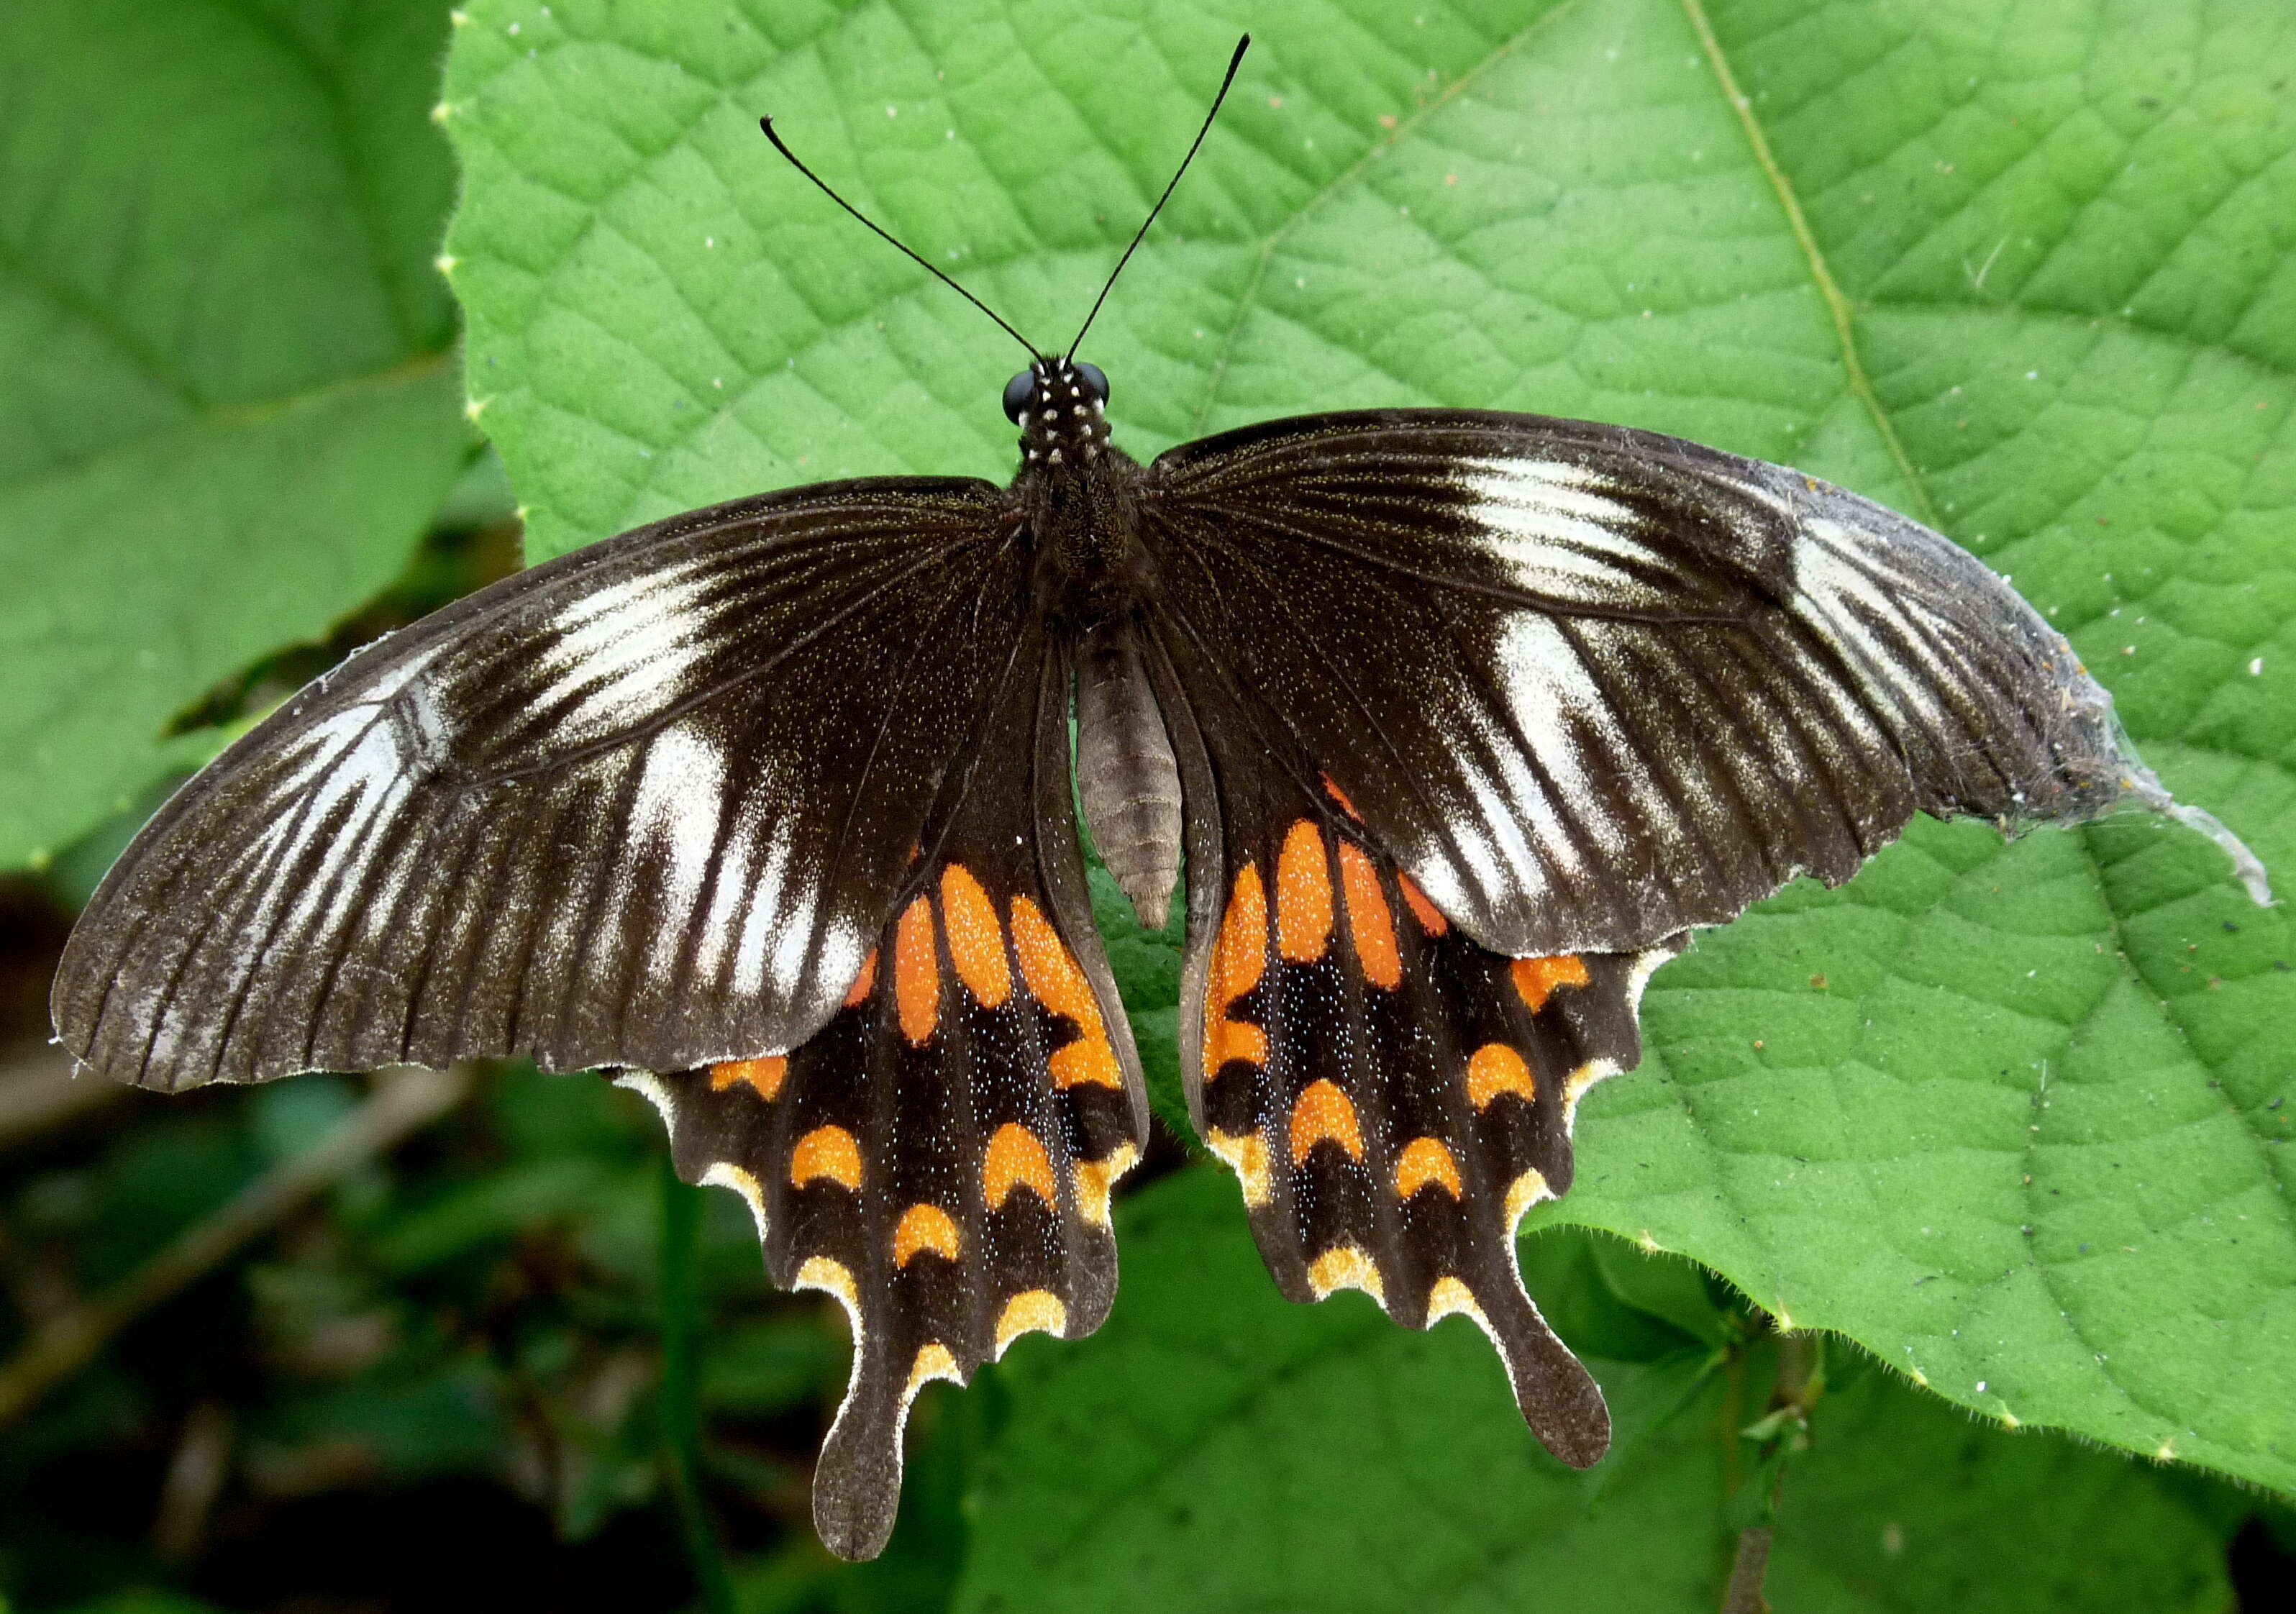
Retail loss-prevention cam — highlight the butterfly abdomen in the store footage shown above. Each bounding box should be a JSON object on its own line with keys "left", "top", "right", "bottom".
{"left": 1074, "top": 615, "right": 1182, "bottom": 930}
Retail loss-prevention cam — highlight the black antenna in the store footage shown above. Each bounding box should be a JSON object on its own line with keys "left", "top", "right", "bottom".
{"left": 760, "top": 116, "right": 1042, "bottom": 360}
{"left": 1067, "top": 33, "right": 1251, "bottom": 361}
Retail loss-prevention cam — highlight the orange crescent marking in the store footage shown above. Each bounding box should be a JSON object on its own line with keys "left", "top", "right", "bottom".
{"left": 894, "top": 893, "right": 939, "bottom": 1046}
{"left": 1072, "top": 1142, "right": 1137, "bottom": 1228}
{"left": 1511, "top": 954, "right": 1590, "bottom": 1013}
{"left": 1394, "top": 1136, "right": 1464, "bottom": 1199}
{"left": 1336, "top": 842, "right": 1401, "bottom": 990}
{"left": 1010, "top": 896, "right": 1124, "bottom": 1089}
{"left": 1206, "top": 1127, "right": 1273, "bottom": 1208}
{"left": 1505, "top": 1168, "right": 1554, "bottom": 1225}
{"left": 1288, "top": 1078, "right": 1365, "bottom": 1165}
{"left": 982, "top": 1122, "right": 1057, "bottom": 1211}
{"left": 1321, "top": 774, "right": 1362, "bottom": 821}
{"left": 1306, "top": 1246, "right": 1383, "bottom": 1301}
{"left": 1465, "top": 1044, "right": 1536, "bottom": 1110}
{"left": 1203, "top": 863, "right": 1269, "bottom": 1075}
{"left": 941, "top": 865, "right": 1012, "bottom": 1008}
{"left": 842, "top": 948, "right": 879, "bottom": 1008}
{"left": 893, "top": 1203, "right": 961, "bottom": 1266}
{"left": 995, "top": 1290, "right": 1068, "bottom": 1354}
{"left": 1396, "top": 871, "right": 1448, "bottom": 936}
{"left": 1426, "top": 1275, "right": 1482, "bottom": 1323}
{"left": 790, "top": 1125, "right": 862, "bottom": 1190}
{"left": 905, "top": 1341, "right": 960, "bottom": 1396}
{"left": 709, "top": 1057, "right": 786, "bottom": 1101}
{"left": 1275, "top": 819, "right": 1334, "bottom": 963}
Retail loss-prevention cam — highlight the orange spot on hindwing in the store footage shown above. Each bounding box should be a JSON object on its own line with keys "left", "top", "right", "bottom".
{"left": 983, "top": 1122, "right": 1057, "bottom": 1211}
{"left": 1322, "top": 774, "right": 1362, "bottom": 821}
{"left": 1307, "top": 1246, "right": 1383, "bottom": 1300}
{"left": 1512, "top": 954, "right": 1590, "bottom": 1013}
{"left": 1072, "top": 1143, "right": 1137, "bottom": 1228}
{"left": 1288, "top": 1078, "right": 1365, "bottom": 1164}
{"left": 791, "top": 1126, "right": 862, "bottom": 1189}
{"left": 995, "top": 1290, "right": 1067, "bottom": 1353}
{"left": 1275, "top": 820, "right": 1334, "bottom": 962}
{"left": 941, "top": 865, "right": 1011, "bottom": 1008}
{"left": 893, "top": 1203, "right": 960, "bottom": 1265}
{"left": 1336, "top": 842, "right": 1401, "bottom": 990}
{"left": 1204, "top": 864, "right": 1270, "bottom": 1075}
{"left": 1394, "top": 1136, "right": 1463, "bottom": 1199}
{"left": 1397, "top": 871, "right": 1448, "bottom": 936}
{"left": 842, "top": 949, "right": 879, "bottom": 1007}
{"left": 894, "top": 895, "right": 939, "bottom": 1045}
{"left": 709, "top": 1057, "right": 785, "bottom": 1100}
{"left": 1466, "top": 1044, "right": 1536, "bottom": 1110}
{"left": 1010, "top": 897, "right": 1123, "bottom": 1089}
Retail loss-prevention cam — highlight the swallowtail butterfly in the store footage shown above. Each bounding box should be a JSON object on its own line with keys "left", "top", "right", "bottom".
{"left": 50, "top": 37, "right": 2267, "bottom": 1561}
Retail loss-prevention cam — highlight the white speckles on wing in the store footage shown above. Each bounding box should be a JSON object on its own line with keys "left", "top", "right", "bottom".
{"left": 801, "top": 921, "right": 865, "bottom": 1015}
{"left": 1790, "top": 519, "right": 1954, "bottom": 731}
{"left": 1496, "top": 615, "right": 1631, "bottom": 857}
{"left": 538, "top": 560, "right": 720, "bottom": 741}
{"left": 1455, "top": 456, "right": 1676, "bottom": 609}
{"left": 732, "top": 822, "right": 796, "bottom": 998}
{"left": 256, "top": 649, "right": 447, "bottom": 942}
{"left": 693, "top": 798, "right": 763, "bottom": 988}
{"left": 629, "top": 726, "right": 728, "bottom": 972}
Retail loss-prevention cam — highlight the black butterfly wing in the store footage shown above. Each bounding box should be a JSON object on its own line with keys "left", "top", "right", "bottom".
{"left": 1136, "top": 407, "right": 2149, "bottom": 1468}
{"left": 52, "top": 478, "right": 1030, "bottom": 1090}
{"left": 1147, "top": 619, "right": 1677, "bottom": 1464}
{"left": 1139, "top": 408, "right": 2137, "bottom": 962}
{"left": 621, "top": 619, "right": 1144, "bottom": 1560}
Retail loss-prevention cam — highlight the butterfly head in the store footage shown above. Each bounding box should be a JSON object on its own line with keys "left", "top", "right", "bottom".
{"left": 1005, "top": 359, "right": 1111, "bottom": 467}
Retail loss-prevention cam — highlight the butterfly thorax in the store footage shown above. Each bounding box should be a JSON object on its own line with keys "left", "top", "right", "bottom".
{"left": 1008, "top": 360, "right": 1154, "bottom": 598}
{"left": 1001, "top": 360, "right": 1180, "bottom": 929}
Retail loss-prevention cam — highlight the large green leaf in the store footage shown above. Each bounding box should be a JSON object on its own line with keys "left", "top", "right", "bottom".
{"left": 0, "top": 0, "right": 470, "bottom": 869}
{"left": 955, "top": 1165, "right": 2233, "bottom": 1613}
{"left": 437, "top": 0, "right": 2295, "bottom": 1505}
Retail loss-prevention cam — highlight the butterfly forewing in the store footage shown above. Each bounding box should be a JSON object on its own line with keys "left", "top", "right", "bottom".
{"left": 620, "top": 626, "right": 1144, "bottom": 1561}
{"left": 1139, "top": 409, "right": 2133, "bottom": 962}
{"left": 52, "top": 479, "right": 1023, "bottom": 1090}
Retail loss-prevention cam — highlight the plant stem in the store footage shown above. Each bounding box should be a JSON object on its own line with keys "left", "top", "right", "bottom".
{"left": 0, "top": 1063, "right": 470, "bottom": 1426}
{"left": 660, "top": 1154, "right": 735, "bottom": 1614}
{"left": 1721, "top": 1525, "right": 1773, "bottom": 1614}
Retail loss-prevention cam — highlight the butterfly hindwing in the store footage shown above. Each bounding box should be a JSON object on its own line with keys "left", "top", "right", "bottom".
{"left": 1150, "top": 621, "right": 1678, "bottom": 1464}
{"left": 52, "top": 480, "right": 1025, "bottom": 1090}
{"left": 1139, "top": 409, "right": 2134, "bottom": 962}
{"left": 620, "top": 627, "right": 1144, "bottom": 1561}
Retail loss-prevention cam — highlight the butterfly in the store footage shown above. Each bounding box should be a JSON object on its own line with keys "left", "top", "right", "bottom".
{"left": 47, "top": 35, "right": 2266, "bottom": 1562}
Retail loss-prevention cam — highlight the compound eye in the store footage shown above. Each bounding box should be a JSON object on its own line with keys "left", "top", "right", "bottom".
{"left": 1002, "top": 370, "right": 1036, "bottom": 424}
{"left": 1075, "top": 362, "right": 1109, "bottom": 406}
